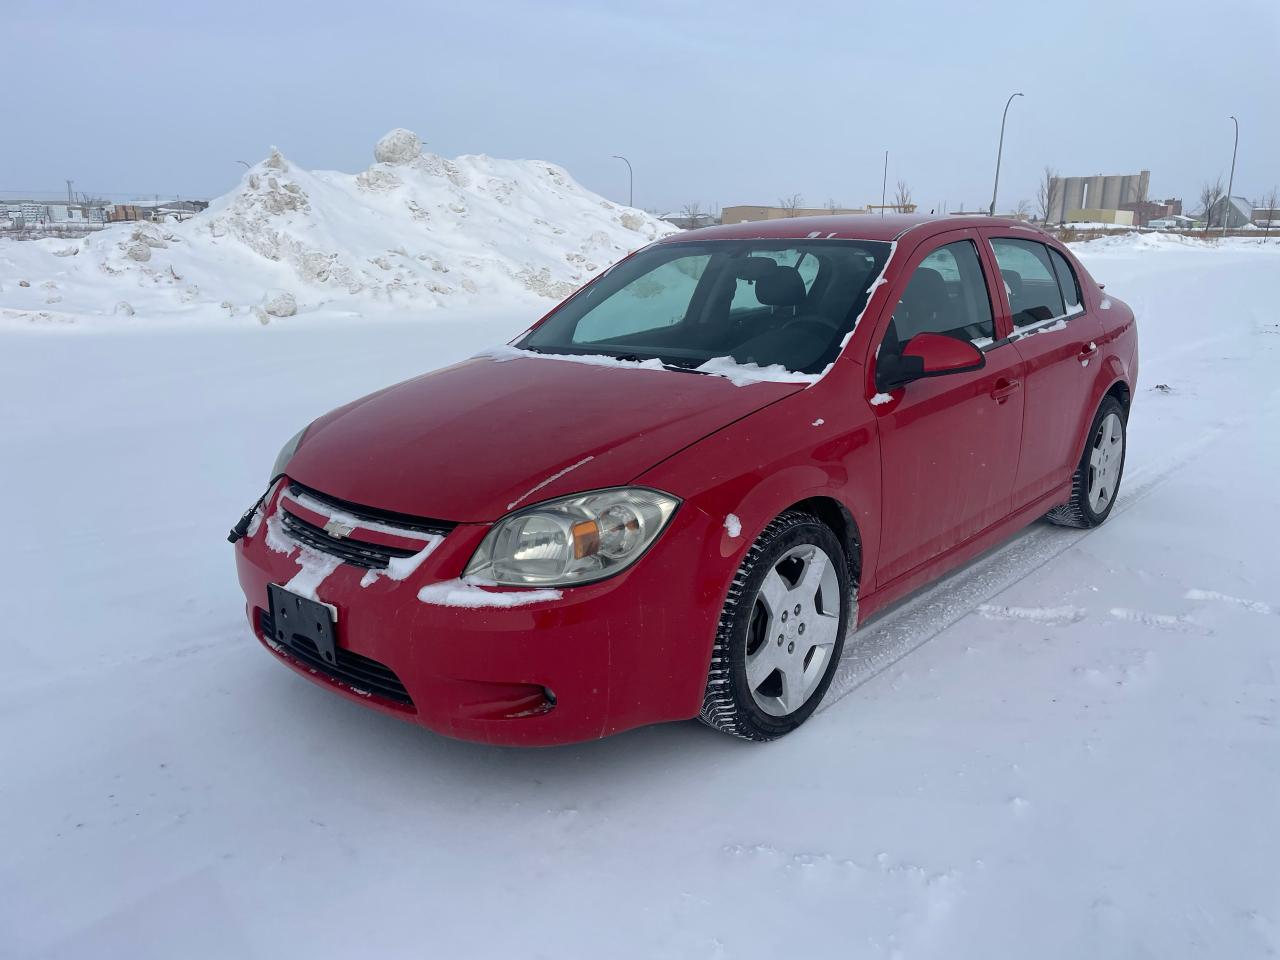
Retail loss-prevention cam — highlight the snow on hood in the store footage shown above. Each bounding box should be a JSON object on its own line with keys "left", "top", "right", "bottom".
{"left": 0, "top": 129, "right": 676, "bottom": 325}
{"left": 284, "top": 352, "right": 805, "bottom": 522}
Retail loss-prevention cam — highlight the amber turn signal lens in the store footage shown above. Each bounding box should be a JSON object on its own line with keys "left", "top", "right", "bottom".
{"left": 571, "top": 519, "right": 600, "bottom": 559}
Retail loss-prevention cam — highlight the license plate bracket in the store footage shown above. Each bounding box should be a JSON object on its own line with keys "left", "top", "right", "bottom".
{"left": 267, "top": 584, "right": 339, "bottom": 666}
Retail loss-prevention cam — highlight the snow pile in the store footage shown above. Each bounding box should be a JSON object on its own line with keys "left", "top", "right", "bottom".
{"left": 0, "top": 129, "right": 675, "bottom": 325}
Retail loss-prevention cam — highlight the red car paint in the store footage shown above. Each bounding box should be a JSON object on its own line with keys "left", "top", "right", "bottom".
{"left": 234, "top": 215, "right": 1137, "bottom": 745}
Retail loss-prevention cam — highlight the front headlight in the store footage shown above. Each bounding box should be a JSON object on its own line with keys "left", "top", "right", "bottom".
{"left": 270, "top": 426, "right": 309, "bottom": 482}
{"left": 464, "top": 488, "right": 680, "bottom": 586}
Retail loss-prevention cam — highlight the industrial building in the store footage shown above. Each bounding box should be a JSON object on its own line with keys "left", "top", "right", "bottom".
{"left": 1047, "top": 170, "right": 1151, "bottom": 223}
{"left": 721, "top": 204, "right": 873, "bottom": 224}
{"left": 1065, "top": 208, "right": 1135, "bottom": 226}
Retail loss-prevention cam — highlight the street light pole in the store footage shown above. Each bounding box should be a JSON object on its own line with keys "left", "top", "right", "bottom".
{"left": 880, "top": 150, "right": 888, "bottom": 217}
{"left": 611, "top": 155, "right": 633, "bottom": 208}
{"left": 1222, "top": 116, "right": 1239, "bottom": 238}
{"left": 989, "top": 92, "right": 1023, "bottom": 216}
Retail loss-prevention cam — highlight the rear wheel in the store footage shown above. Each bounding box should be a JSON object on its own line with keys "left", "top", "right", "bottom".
{"left": 1046, "top": 396, "right": 1127, "bottom": 528}
{"left": 700, "top": 511, "right": 852, "bottom": 741}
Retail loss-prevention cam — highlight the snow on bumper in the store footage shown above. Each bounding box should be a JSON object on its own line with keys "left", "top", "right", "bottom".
{"left": 234, "top": 486, "right": 724, "bottom": 746}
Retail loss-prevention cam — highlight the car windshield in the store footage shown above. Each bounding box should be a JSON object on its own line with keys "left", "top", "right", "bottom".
{"left": 518, "top": 239, "right": 893, "bottom": 375}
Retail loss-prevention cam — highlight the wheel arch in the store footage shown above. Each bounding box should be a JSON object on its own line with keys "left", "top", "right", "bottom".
{"left": 1104, "top": 377, "right": 1132, "bottom": 414}
{"left": 787, "top": 496, "right": 862, "bottom": 589}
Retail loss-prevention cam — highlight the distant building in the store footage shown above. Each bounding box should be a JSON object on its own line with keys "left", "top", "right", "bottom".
{"left": 659, "top": 212, "right": 718, "bottom": 230}
{"left": 1065, "top": 208, "right": 1135, "bottom": 226}
{"left": 1250, "top": 205, "right": 1279, "bottom": 228}
{"left": 1047, "top": 170, "right": 1150, "bottom": 223}
{"left": 108, "top": 204, "right": 146, "bottom": 223}
{"left": 721, "top": 204, "right": 873, "bottom": 225}
{"left": 4, "top": 198, "right": 107, "bottom": 227}
{"left": 1120, "top": 197, "right": 1182, "bottom": 227}
{"left": 1207, "top": 195, "right": 1253, "bottom": 229}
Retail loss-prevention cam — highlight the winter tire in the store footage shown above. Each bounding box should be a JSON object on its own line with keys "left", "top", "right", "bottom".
{"left": 699, "top": 510, "right": 852, "bottom": 741}
{"left": 1046, "top": 395, "right": 1127, "bottom": 529}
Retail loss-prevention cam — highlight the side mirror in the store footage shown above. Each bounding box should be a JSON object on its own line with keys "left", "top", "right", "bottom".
{"left": 876, "top": 332, "right": 985, "bottom": 390}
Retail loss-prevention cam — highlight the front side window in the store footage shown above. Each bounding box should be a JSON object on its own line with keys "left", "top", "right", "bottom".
{"left": 520, "top": 240, "right": 892, "bottom": 375}
{"left": 990, "top": 238, "right": 1066, "bottom": 327}
{"left": 884, "top": 240, "right": 995, "bottom": 350}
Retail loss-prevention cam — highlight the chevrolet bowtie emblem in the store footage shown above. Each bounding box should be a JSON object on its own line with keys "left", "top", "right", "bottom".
{"left": 323, "top": 518, "right": 356, "bottom": 539}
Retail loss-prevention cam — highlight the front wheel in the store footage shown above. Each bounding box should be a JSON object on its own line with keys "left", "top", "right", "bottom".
{"left": 700, "top": 511, "right": 852, "bottom": 741}
{"left": 1046, "top": 396, "right": 1128, "bottom": 528}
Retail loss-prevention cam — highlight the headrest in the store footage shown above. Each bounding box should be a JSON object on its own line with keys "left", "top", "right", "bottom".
{"left": 755, "top": 266, "right": 806, "bottom": 307}
{"left": 734, "top": 256, "right": 778, "bottom": 281}
{"left": 907, "top": 266, "right": 947, "bottom": 301}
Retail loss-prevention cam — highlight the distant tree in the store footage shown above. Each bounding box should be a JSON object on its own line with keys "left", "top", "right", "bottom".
{"left": 778, "top": 193, "right": 804, "bottom": 216}
{"left": 1015, "top": 198, "right": 1032, "bottom": 219}
{"left": 825, "top": 198, "right": 843, "bottom": 213}
{"left": 680, "top": 201, "right": 704, "bottom": 227}
{"left": 1198, "top": 177, "right": 1224, "bottom": 229}
{"left": 1037, "top": 166, "right": 1060, "bottom": 223}
{"left": 893, "top": 180, "right": 913, "bottom": 213}
{"left": 1262, "top": 186, "right": 1278, "bottom": 238}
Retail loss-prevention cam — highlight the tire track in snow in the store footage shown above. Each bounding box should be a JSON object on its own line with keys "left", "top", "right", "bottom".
{"left": 818, "top": 386, "right": 1279, "bottom": 714}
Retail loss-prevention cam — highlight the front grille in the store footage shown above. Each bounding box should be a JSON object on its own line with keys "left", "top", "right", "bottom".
{"left": 259, "top": 609, "right": 414, "bottom": 707}
{"left": 279, "top": 508, "right": 418, "bottom": 570}
{"left": 287, "top": 482, "right": 456, "bottom": 538}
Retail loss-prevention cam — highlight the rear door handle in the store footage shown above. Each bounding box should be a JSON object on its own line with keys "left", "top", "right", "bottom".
{"left": 990, "top": 378, "right": 1021, "bottom": 403}
{"left": 1078, "top": 342, "right": 1098, "bottom": 364}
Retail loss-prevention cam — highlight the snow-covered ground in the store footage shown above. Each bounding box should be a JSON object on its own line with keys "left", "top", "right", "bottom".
{"left": 2, "top": 234, "right": 1278, "bottom": 958}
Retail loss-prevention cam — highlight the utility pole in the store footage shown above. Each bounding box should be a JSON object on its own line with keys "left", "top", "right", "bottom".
{"left": 989, "top": 92, "right": 1023, "bottom": 216}
{"left": 611, "top": 155, "right": 634, "bottom": 208}
{"left": 1223, "top": 116, "right": 1239, "bottom": 238}
{"left": 880, "top": 151, "right": 888, "bottom": 217}
{"left": 66, "top": 179, "right": 74, "bottom": 205}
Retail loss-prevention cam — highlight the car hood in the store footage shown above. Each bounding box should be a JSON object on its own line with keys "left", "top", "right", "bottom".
{"left": 286, "top": 352, "right": 804, "bottom": 522}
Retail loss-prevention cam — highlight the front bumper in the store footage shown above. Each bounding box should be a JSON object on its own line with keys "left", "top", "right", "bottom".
{"left": 234, "top": 484, "right": 725, "bottom": 746}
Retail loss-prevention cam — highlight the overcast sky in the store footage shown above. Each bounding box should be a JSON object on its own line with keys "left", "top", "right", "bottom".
{"left": 6, "top": 0, "right": 1278, "bottom": 213}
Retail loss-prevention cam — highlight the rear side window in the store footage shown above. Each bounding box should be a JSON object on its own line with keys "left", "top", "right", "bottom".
{"left": 1047, "top": 248, "right": 1083, "bottom": 314}
{"left": 886, "top": 240, "right": 995, "bottom": 348}
{"left": 990, "top": 238, "right": 1066, "bottom": 327}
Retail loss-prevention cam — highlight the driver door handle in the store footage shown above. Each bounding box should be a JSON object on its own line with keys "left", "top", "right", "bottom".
{"left": 990, "top": 378, "right": 1021, "bottom": 403}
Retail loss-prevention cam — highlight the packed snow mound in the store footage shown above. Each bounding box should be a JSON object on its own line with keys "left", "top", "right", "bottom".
{"left": 1070, "top": 231, "right": 1277, "bottom": 254}
{"left": 0, "top": 128, "right": 676, "bottom": 324}
{"left": 374, "top": 128, "right": 423, "bottom": 164}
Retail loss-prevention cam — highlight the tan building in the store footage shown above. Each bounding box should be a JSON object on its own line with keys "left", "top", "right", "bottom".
{"left": 1065, "top": 208, "right": 1135, "bottom": 226}
{"left": 721, "top": 204, "right": 871, "bottom": 224}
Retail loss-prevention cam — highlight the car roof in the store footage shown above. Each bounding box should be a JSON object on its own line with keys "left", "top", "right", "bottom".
{"left": 659, "top": 214, "right": 1044, "bottom": 245}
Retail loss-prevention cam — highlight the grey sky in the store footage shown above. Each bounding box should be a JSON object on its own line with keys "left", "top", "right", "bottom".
{"left": 6, "top": 0, "right": 1278, "bottom": 212}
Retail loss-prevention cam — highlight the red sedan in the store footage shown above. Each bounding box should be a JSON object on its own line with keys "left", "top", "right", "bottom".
{"left": 231, "top": 215, "right": 1137, "bottom": 745}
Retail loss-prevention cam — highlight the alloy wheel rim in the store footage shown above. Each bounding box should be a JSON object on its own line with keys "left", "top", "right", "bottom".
{"left": 1087, "top": 412, "right": 1124, "bottom": 513}
{"left": 744, "top": 544, "right": 841, "bottom": 717}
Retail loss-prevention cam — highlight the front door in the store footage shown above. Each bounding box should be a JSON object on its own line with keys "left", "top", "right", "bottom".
{"left": 869, "top": 231, "right": 1025, "bottom": 586}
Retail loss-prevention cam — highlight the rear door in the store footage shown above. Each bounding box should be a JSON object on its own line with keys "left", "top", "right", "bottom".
{"left": 983, "top": 233, "right": 1106, "bottom": 507}
{"left": 868, "top": 230, "right": 1025, "bottom": 586}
